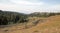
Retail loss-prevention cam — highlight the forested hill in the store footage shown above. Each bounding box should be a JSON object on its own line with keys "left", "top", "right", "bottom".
{"left": 0, "top": 10, "right": 28, "bottom": 25}
{"left": 0, "top": 10, "right": 60, "bottom": 25}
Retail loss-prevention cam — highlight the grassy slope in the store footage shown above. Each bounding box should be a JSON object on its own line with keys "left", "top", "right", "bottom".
{"left": 0, "top": 15, "right": 60, "bottom": 33}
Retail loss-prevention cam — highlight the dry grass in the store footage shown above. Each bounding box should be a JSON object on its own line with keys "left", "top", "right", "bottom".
{"left": 0, "top": 15, "right": 60, "bottom": 33}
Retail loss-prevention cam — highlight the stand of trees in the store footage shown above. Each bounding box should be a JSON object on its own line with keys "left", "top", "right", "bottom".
{"left": 0, "top": 10, "right": 28, "bottom": 25}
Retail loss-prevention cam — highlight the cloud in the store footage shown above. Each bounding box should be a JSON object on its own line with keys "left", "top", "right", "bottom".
{"left": 0, "top": 3, "right": 17, "bottom": 11}
{"left": 0, "top": 0, "right": 60, "bottom": 14}
{"left": 36, "top": 4, "right": 60, "bottom": 12}
{"left": 10, "top": 0, "right": 44, "bottom": 5}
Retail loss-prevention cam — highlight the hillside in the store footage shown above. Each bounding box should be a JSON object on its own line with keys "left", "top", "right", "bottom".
{"left": 0, "top": 15, "right": 60, "bottom": 33}
{"left": 0, "top": 10, "right": 28, "bottom": 25}
{"left": 1, "top": 10, "right": 60, "bottom": 25}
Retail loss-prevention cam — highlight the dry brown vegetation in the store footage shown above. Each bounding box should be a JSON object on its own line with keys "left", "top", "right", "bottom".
{"left": 0, "top": 15, "right": 60, "bottom": 33}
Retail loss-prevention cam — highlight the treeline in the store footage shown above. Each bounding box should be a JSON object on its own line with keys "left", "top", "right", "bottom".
{"left": 29, "top": 12, "right": 60, "bottom": 17}
{"left": 0, "top": 10, "right": 60, "bottom": 25}
{"left": 0, "top": 10, "right": 28, "bottom": 25}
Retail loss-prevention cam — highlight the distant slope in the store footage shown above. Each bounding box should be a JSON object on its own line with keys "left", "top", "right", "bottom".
{"left": 29, "top": 12, "right": 60, "bottom": 17}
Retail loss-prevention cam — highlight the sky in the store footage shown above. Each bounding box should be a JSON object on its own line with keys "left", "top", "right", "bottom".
{"left": 0, "top": 0, "right": 60, "bottom": 14}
